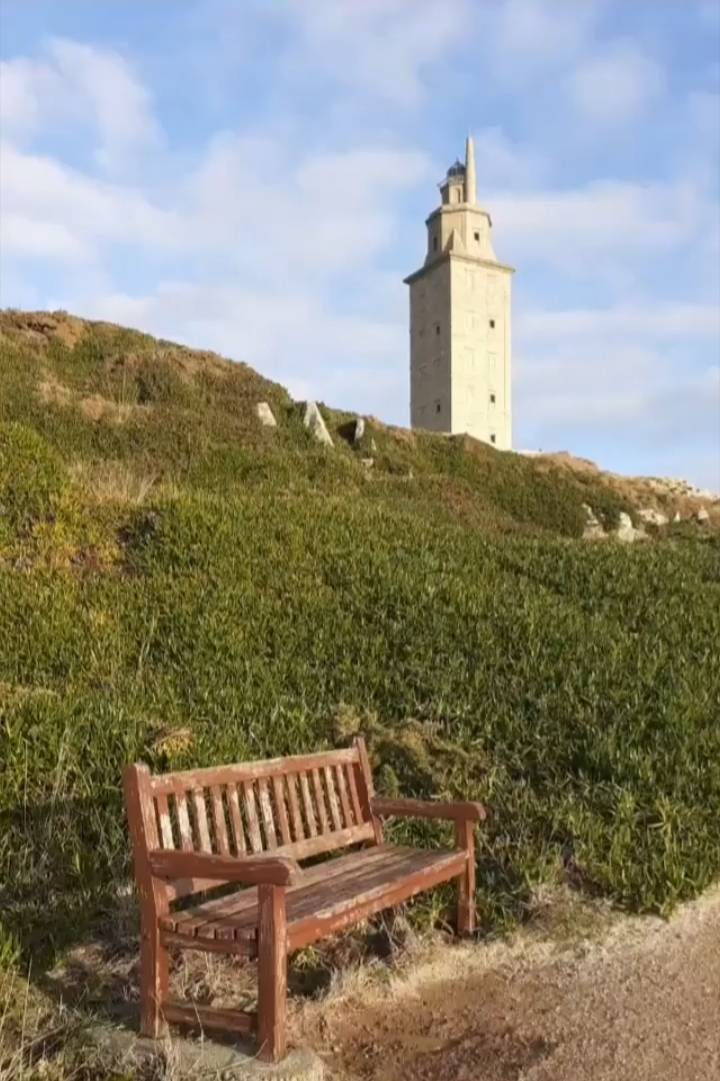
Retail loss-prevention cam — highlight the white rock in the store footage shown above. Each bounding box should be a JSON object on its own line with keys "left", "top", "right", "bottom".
{"left": 301, "top": 401, "right": 333, "bottom": 447}
{"left": 697, "top": 506, "right": 710, "bottom": 523}
{"left": 616, "top": 511, "right": 648, "bottom": 543}
{"left": 673, "top": 511, "right": 681, "bottom": 523}
{"left": 353, "top": 417, "right": 365, "bottom": 443}
{"left": 582, "top": 504, "right": 605, "bottom": 540}
{"left": 255, "top": 401, "right": 277, "bottom": 428}
{"left": 638, "top": 508, "right": 668, "bottom": 527}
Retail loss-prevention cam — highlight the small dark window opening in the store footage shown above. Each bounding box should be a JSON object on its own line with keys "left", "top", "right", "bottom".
{"left": 490, "top": 433, "right": 496, "bottom": 444}
{"left": 474, "top": 231, "right": 480, "bottom": 241}
{"left": 435, "top": 324, "right": 440, "bottom": 335}
{"left": 435, "top": 402, "right": 441, "bottom": 414}
{"left": 490, "top": 393, "right": 496, "bottom": 404}
{"left": 433, "top": 236, "right": 438, "bottom": 251}
{"left": 489, "top": 319, "right": 496, "bottom": 328}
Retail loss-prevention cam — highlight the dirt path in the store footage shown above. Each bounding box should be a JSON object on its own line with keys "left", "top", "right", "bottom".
{"left": 293, "top": 887, "right": 720, "bottom": 1081}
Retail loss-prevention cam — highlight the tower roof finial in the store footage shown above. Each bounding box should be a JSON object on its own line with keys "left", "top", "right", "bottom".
{"left": 464, "top": 134, "right": 477, "bottom": 205}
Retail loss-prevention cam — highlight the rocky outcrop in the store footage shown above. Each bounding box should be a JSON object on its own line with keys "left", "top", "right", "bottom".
{"left": 697, "top": 506, "right": 710, "bottom": 524}
{"left": 582, "top": 504, "right": 605, "bottom": 540}
{"left": 255, "top": 401, "right": 277, "bottom": 428}
{"left": 584, "top": 506, "right": 649, "bottom": 543}
{"left": 616, "top": 512, "right": 648, "bottom": 543}
{"left": 301, "top": 401, "right": 333, "bottom": 447}
{"left": 638, "top": 508, "right": 668, "bottom": 527}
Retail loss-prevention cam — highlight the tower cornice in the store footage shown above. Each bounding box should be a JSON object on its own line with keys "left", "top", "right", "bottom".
{"left": 403, "top": 250, "right": 515, "bottom": 286}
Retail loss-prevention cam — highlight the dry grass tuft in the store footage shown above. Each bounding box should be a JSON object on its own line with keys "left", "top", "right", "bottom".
{"left": 70, "top": 461, "right": 171, "bottom": 505}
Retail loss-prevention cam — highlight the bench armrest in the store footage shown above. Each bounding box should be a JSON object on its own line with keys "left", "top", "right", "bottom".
{"left": 370, "top": 797, "right": 486, "bottom": 823}
{"left": 148, "top": 849, "right": 302, "bottom": 886}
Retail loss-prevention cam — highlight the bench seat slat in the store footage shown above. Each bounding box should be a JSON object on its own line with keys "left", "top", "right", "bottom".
{"left": 159, "top": 845, "right": 466, "bottom": 950}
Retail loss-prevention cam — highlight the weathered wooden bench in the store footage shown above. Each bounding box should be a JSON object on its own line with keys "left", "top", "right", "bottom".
{"left": 123, "top": 737, "right": 485, "bottom": 1062}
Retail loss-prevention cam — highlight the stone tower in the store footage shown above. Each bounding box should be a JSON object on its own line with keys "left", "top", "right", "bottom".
{"left": 404, "top": 137, "right": 514, "bottom": 449}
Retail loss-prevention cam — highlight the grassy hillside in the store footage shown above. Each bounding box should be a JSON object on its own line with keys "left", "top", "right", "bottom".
{"left": 1, "top": 310, "right": 719, "bottom": 972}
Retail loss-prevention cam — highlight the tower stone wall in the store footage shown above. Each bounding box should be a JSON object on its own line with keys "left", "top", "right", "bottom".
{"left": 405, "top": 137, "right": 514, "bottom": 449}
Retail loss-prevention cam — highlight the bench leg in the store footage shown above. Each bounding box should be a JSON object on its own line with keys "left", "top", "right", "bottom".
{"left": 455, "top": 819, "right": 476, "bottom": 935}
{"left": 139, "top": 920, "right": 169, "bottom": 1038}
{"left": 257, "top": 884, "right": 288, "bottom": 1063}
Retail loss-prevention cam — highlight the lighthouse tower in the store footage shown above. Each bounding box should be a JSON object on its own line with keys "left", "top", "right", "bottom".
{"left": 404, "top": 137, "right": 514, "bottom": 449}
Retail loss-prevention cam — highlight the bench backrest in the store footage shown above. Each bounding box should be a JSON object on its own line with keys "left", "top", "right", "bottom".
{"left": 124, "top": 739, "right": 379, "bottom": 902}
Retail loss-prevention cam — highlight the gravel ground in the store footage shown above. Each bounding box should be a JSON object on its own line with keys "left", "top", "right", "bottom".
{"left": 293, "top": 886, "right": 720, "bottom": 1081}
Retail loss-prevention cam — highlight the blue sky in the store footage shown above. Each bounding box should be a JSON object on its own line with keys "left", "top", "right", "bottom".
{"left": 1, "top": 0, "right": 719, "bottom": 489}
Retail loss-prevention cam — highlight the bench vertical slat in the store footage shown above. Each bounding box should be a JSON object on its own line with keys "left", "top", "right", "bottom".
{"left": 175, "top": 792, "right": 194, "bottom": 850}
{"left": 286, "top": 773, "right": 305, "bottom": 842}
{"left": 258, "top": 778, "right": 277, "bottom": 849}
{"left": 345, "top": 762, "right": 363, "bottom": 825}
{"left": 272, "top": 775, "right": 292, "bottom": 846}
{"left": 192, "top": 788, "right": 212, "bottom": 852}
{"left": 211, "top": 786, "right": 230, "bottom": 854}
{"left": 155, "top": 793, "right": 174, "bottom": 849}
{"left": 243, "top": 781, "right": 264, "bottom": 853}
{"left": 299, "top": 772, "right": 318, "bottom": 837}
{"left": 310, "top": 769, "right": 329, "bottom": 833}
{"left": 335, "top": 764, "right": 353, "bottom": 827}
{"left": 323, "top": 766, "right": 343, "bottom": 832}
{"left": 354, "top": 737, "right": 384, "bottom": 844}
{"left": 226, "top": 784, "right": 247, "bottom": 855}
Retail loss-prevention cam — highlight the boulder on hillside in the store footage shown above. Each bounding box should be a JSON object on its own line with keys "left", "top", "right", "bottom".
{"left": 353, "top": 417, "right": 365, "bottom": 443}
{"left": 255, "top": 401, "right": 277, "bottom": 428}
{"left": 582, "top": 504, "right": 605, "bottom": 540}
{"left": 300, "top": 401, "right": 333, "bottom": 447}
{"left": 697, "top": 506, "right": 710, "bottom": 524}
{"left": 638, "top": 507, "right": 669, "bottom": 527}
{"left": 616, "top": 511, "right": 648, "bottom": 543}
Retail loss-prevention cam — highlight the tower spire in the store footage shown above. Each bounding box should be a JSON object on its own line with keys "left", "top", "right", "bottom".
{"left": 464, "top": 134, "right": 476, "bottom": 205}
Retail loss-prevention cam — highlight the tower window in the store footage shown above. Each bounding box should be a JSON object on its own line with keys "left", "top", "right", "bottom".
{"left": 489, "top": 393, "right": 496, "bottom": 404}
{"left": 435, "top": 400, "right": 442, "bottom": 414}
{"left": 433, "top": 236, "right": 438, "bottom": 251}
{"left": 474, "top": 231, "right": 480, "bottom": 241}
{"left": 435, "top": 324, "right": 440, "bottom": 335}
{"left": 490, "top": 433, "right": 496, "bottom": 444}
{"left": 489, "top": 319, "right": 496, "bottom": 328}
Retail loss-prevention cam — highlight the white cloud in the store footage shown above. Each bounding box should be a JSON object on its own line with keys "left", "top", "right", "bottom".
{"left": 473, "top": 0, "right": 607, "bottom": 87}
{"left": 185, "top": 134, "right": 430, "bottom": 277}
{"left": 568, "top": 41, "right": 665, "bottom": 124}
{"left": 0, "top": 142, "right": 182, "bottom": 264}
{"left": 518, "top": 302, "right": 720, "bottom": 341}
{"left": 284, "top": 0, "right": 470, "bottom": 106}
{"left": 489, "top": 179, "right": 710, "bottom": 274}
{"left": 0, "top": 38, "right": 160, "bottom": 172}
{"left": 514, "top": 308, "right": 720, "bottom": 490}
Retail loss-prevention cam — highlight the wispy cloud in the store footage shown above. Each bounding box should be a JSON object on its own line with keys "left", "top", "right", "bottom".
{"left": 0, "top": 38, "right": 160, "bottom": 172}
{"left": 568, "top": 40, "right": 665, "bottom": 124}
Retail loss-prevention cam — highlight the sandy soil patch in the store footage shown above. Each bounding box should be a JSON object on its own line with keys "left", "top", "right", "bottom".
{"left": 293, "top": 888, "right": 720, "bottom": 1080}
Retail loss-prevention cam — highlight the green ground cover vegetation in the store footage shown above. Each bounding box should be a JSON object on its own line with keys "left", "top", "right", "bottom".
{"left": 1, "top": 311, "right": 718, "bottom": 974}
